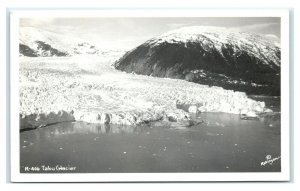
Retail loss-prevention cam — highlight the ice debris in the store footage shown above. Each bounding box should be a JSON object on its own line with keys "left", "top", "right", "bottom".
{"left": 240, "top": 109, "right": 258, "bottom": 119}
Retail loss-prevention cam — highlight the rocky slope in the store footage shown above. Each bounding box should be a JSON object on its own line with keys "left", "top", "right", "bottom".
{"left": 115, "top": 26, "right": 281, "bottom": 95}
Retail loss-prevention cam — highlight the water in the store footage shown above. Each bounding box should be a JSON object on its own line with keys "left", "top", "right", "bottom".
{"left": 20, "top": 97, "right": 281, "bottom": 173}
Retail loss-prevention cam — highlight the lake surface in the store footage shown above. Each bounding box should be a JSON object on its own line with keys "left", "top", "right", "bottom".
{"left": 20, "top": 97, "right": 281, "bottom": 173}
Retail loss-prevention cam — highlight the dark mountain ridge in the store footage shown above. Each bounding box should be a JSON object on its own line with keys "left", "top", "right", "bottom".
{"left": 115, "top": 26, "right": 280, "bottom": 95}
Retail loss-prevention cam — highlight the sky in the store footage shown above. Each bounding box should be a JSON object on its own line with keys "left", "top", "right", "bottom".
{"left": 20, "top": 17, "right": 280, "bottom": 50}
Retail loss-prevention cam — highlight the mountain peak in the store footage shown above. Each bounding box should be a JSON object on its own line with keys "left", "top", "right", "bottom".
{"left": 145, "top": 25, "right": 280, "bottom": 68}
{"left": 115, "top": 26, "right": 281, "bottom": 95}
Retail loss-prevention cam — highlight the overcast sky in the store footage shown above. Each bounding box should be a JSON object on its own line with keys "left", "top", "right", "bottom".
{"left": 20, "top": 17, "right": 280, "bottom": 50}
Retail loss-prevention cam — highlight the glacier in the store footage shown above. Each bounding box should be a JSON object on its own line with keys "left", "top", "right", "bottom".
{"left": 19, "top": 55, "right": 269, "bottom": 130}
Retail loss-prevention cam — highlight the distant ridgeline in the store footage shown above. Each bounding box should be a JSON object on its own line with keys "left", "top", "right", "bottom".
{"left": 19, "top": 27, "right": 101, "bottom": 57}
{"left": 19, "top": 41, "right": 68, "bottom": 57}
{"left": 115, "top": 26, "right": 281, "bottom": 96}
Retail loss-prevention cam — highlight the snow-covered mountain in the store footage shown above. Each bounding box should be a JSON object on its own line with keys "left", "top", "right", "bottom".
{"left": 19, "top": 27, "right": 104, "bottom": 57}
{"left": 115, "top": 26, "right": 281, "bottom": 95}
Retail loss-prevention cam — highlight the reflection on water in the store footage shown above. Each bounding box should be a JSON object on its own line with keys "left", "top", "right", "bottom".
{"left": 20, "top": 111, "right": 281, "bottom": 173}
{"left": 25, "top": 112, "right": 281, "bottom": 138}
{"left": 28, "top": 122, "right": 153, "bottom": 139}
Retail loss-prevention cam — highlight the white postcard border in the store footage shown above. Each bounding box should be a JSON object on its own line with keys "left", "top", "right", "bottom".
{"left": 10, "top": 9, "right": 290, "bottom": 182}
